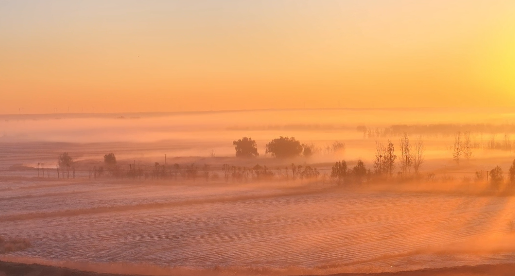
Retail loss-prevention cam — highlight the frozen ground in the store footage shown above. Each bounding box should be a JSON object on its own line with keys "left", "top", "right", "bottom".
{"left": 2, "top": 178, "right": 515, "bottom": 275}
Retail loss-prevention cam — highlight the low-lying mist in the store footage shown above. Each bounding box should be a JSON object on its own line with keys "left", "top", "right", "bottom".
{"left": 1, "top": 108, "right": 514, "bottom": 144}
{"left": 3, "top": 108, "right": 515, "bottom": 275}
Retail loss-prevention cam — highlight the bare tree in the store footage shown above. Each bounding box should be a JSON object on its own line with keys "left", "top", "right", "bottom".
{"left": 400, "top": 133, "right": 412, "bottom": 175}
{"left": 453, "top": 132, "right": 472, "bottom": 164}
{"left": 453, "top": 132, "right": 462, "bottom": 164}
{"left": 504, "top": 134, "right": 512, "bottom": 151}
{"left": 384, "top": 140, "right": 396, "bottom": 177}
{"left": 373, "top": 140, "right": 396, "bottom": 177}
{"left": 463, "top": 132, "right": 472, "bottom": 160}
{"left": 412, "top": 137, "right": 424, "bottom": 174}
{"left": 374, "top": 142, "right": 386, "bottom": 175}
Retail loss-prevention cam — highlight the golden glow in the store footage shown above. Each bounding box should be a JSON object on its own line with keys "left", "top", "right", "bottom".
{"left": 1, "top": 1, "right": 515, "bottom": 113}
{"left": 477, "top": 24, "right": 515, "bottom": 97}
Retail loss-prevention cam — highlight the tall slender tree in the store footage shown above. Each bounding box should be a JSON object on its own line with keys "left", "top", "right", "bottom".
{"left": 413, "top": 137, "right": 424, "bottom": 174}
{"left": 400, "top": 133, "right": 412, "bottom": 174}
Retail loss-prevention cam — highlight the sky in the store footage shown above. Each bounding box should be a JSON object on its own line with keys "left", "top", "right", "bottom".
{"left": 1, "top": 0, "right": 515, "bottom": 114}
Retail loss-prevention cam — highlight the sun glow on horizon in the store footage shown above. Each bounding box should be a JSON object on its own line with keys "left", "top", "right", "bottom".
{"left": 1, "top": 1, "right": 515, "bottom": 114}
{"left": 480, "top": 28, "right": 515, "bottom": 98}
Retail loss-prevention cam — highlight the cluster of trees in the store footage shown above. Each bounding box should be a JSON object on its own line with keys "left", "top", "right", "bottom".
{"left": 54, "top": 134, "right": 424, "bottom": 183}
{"left": 486, "top": 134, "right": 514, "bottom": 151}
{"left": 374, "top": 134, "right": 423, "bottom": 176}
{"left": 331, "top": 160, "right": 368, "bottom": 185}
{"left": 232, "top": 135, "right": 427, "bottom": 180}
{"left": 452, "top": 132, "right": 473, "bottom": 164}
{"left": 233, "top": 137, "right": 344, "bottom": 159}
{"left": 447, "top": 132, "right": 515, "bottom": 165}
{"left": 233, "top": 137, "right": 259, "bottom": 158}
{"left": 484, "top": 160, "right": 515, "bottom": 190}
{"left": 57, "top": 152, "right": 74, "bottom": 179}
{"left": 360, "top": 125, "right": 515, "bottom": 155}
{"left": 55, "top": 151, "right": 322, "bottom": 182}
{"left": 330, "top": 134, "right": 425, "bottom": 185}
{"left": 53, "top": 139, "right": 515, "bottom": 192}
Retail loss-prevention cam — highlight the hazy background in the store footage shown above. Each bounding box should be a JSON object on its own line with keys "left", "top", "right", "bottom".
{"left": 2, "top": 108, "right": 515, "bottom": 175}
{"left": 1, "top": 0, "right": 515, "bottom": 114}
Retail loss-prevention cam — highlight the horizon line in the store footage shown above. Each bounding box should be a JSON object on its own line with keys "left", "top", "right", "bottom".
{"left": 0, "top": 106, "right": 510, "bottom": 117}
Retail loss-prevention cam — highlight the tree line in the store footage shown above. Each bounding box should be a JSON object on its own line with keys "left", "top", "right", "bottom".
{"left": 50, "top": 134, "right": 515, "bottom": 190}
{"left": 233, "top": 136, "right": 344, "bottom": 158}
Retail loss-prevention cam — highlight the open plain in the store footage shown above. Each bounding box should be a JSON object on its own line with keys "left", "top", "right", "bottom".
{"left": 2, "top": 110, "right": 515, "bottom": 276}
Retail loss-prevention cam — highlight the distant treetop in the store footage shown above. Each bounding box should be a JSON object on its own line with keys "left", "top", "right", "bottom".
{"left": 233, "top": 137, "right": 259, "bottom": 158}
{"left": 58, "top": 152, "right": 73, "bottom": 168}
{"left": 266, "top": 137, "right": 303, "bottom": 158}
{"left": 104, "top": 153, "right": 117, "bottom": 165}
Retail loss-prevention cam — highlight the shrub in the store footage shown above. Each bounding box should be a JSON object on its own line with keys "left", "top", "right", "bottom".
{"left": 233, "top": 137, "right": 259, "bottom": 158}
{"left": 265, "top": 137, "right": 303, "bottom": 158}
{"left": 104, "top": 153, "right": 117, "bottom": 165}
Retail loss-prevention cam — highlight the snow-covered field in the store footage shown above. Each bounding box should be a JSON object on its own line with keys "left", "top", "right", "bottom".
{"left": 2, "top": 177, "right": 515, "bottom": 274}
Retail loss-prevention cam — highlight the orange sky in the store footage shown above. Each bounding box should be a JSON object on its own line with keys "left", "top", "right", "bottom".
{"left": 1, "top": 1, "right": 515, "bottom": 114}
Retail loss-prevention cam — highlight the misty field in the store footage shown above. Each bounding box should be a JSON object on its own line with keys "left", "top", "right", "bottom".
{"left": 2, "top": 177, "right": 515, "bottom": 275}
{"left": 3, "top": 110, "right": 515, "bottom": 275}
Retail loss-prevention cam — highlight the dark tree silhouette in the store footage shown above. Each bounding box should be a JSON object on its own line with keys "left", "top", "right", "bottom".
{"left": 331, "top": 160, "right": 347, "bottom": 184}
{"left": 373, "top": 141, "right": 396, "bottom": 177}
{"left": 233, "top": 137, "right": 259, "bottom": 158}
{"left": 453, "top": 132, "right": 462, "bottom": 164}
{"left": 352, "top": 160, "right": 367, "bottom": 182}
{"left": 490, "top": 166, "right": 503, "bottom": 190}
{"left": 265, "top": 137, "right": 303, "bottom": 158}
{"left": 383, "top": 140, "right": 396, "bottom": 176}
{"left": 399, "top": 133, "right": 412, "bottom": 174}
{"left": 104, "top": 153, "right": 117, "bottom": 176}
{"left": 299, "top": 165, "right": 320, "bottom": 179}
{"left": 58, "top": 152, "right": 73, "bottom": 178}
{"left": 104, "top": 153, "right": 117, "bottom": 166}
{"left": 58, "top": 152, "right": 73, "bottom": 168}
{"left": 302, "top": 144, "right": 315, "bottom": 157}
{"left": 374, "top": 142, "right": 386, "bottom": 175}
{"left": 252, "top": 164, "right": 274, "bottom": 180}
